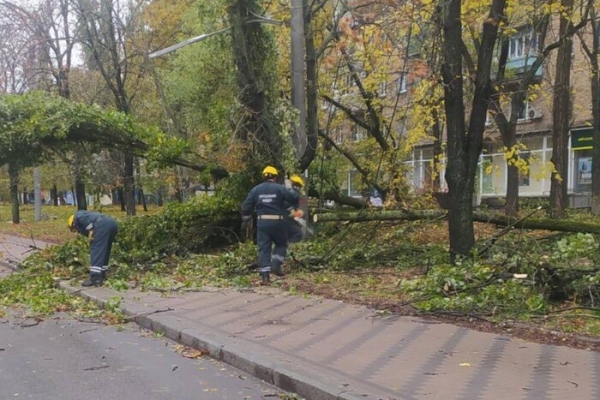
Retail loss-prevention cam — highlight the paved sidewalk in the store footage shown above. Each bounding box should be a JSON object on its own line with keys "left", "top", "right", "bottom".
{"left": 2, "top": 236, "right": 600, "bottom": 399}
{"left": 60, "top": 284, "right": 600, "bottom": 400}
{"left": 0, "top": 234, "right": 50, "bottom": 270}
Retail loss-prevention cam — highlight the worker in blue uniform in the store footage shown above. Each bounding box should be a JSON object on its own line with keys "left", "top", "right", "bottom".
{"left": 241, "top": 166, "right": 300, "bottom": 284}
{"left": 68, "top": 210, "right": 119, "bottom": 287}
{"left": 285, "top": 174, "right": 307, "bottom": 244}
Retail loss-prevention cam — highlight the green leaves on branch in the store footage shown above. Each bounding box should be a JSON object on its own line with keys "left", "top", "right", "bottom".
{"left": 0, "top": 91, "right": 190, "bottom": 169}
{"left": 401, "top": 261, "right": 547, "bottom": 315}
{"left": 113, "top": 193, "right": 241, "bottom": 266}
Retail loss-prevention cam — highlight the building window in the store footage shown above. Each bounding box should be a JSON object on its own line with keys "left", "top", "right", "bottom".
{"left": 509, "top": 30, "right": 539, "bottom": 60}
{"left": 378, "top": 81, "right": 387, "bottom": 97}
{"left": 348, "top": 169, "right": 363, "bottom": 197}
{"left": 352, "top": 125, "right": 366, "bottom": 142}
{"left": 333, "top": 126, "right": 343, "bottom": 144}
{"left": 518, "top": 151, "right": 531, "bottom": 187}
{"left": 342, "top": 73, "right": 354, "bottom": 95}
{"left": 397, "top": 73, "right": 407, "bottom": 94}
{"left": 480, "top": 154, "right": 494, "bottom": 193}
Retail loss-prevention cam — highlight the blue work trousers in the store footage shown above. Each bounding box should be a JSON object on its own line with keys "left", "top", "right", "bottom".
{"left": 257, "top": 220, "right": 288, "bottom": 274}
{"left": 89, "top": 217, "right": 119, "bottom": 276}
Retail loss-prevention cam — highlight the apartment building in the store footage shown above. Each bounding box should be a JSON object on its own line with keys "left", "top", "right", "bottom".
{"left": 328, "top": 14, "right": 594, "bottom": 207}
{"left": 405, "top": 21, "right": 596, "bottom": 208}
{"left": 323, "top": 8, "right": 596, "bottom": 207}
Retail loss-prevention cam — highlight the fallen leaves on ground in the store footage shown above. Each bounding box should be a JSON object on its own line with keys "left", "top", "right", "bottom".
{"left": 174, "top": 344, "right": 209, "bottom": 359}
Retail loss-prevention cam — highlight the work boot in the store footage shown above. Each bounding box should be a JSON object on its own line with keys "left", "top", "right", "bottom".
{"left": 82, "top": 273, "right": 103, "bottom": 287}
{"left": 271, "top": 266, "right": 285, "bottom": 277}
{"left": 260, "top": 272, "right": 270, "bottom": 286}
{"left": 101, "top": 270, "right": 108, "bottom": 280}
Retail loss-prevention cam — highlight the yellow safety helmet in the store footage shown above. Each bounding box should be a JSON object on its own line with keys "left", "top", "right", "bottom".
{"left": 262, "top": 165, "right": 278, "bottom": 178}
{"left": 290, "top": 174, "right": 305, "bottom": 187}
{"left": 68, "top": 215, "right": 74, "bottom": 229}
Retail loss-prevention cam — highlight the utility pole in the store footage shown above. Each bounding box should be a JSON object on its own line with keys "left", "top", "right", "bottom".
{"left": 290, "top": 0, "right": 307, "bottom": 158}
{"left": 290, "top": 0, "right": 309, "bottom": 227}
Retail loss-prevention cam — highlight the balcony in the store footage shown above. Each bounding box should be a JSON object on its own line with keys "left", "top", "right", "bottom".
{"left": 505, "top": 56, "right": 543, "bottom": 78}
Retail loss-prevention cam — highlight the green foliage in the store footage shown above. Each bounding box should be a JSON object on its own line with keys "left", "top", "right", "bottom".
{"left": 105, "top": 241, "right": 256, "bottom": 291}
{"left": 550, "top": 233, "right": 599, "bottom": 263}
{"left": 401, "top": 260, "right": 547, "bottom": 314}
{"left": 0, "top": 245, "right": 117, "bottom": 320}
{"left": 42, "top": 237, "right": 90, "bottom": 270}
{"left": 113, "top": 193, "right": 240, "bottom": 266}
{"left": 0, "top": 269, "right": 71, "bottom": 314}
{"left": 214, "top": 172, "right": 256, "bottom": 205}
{"left": 0, "top": 91, "right": 190, "bottom": 170}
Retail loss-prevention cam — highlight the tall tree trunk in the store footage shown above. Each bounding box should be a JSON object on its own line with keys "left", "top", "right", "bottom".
{"left": 139, "top": 188, "right": 148, "bottom": 212}
{"left": 72, "top": 152, "right": 87, "bottom": 210}
{"left": 442, "top": 0, "right": 473, "bottom": 260}
{"left": 52, "top": 184, "right": 58, "bottom": 206}
{"left": 505, "top": 163, "right": 519, "bottom": 216}
{"left": 432, "top": 109, "right": 443, "bottom": 191}
{"left": 8, "top": 163, "right": 20, "bottom": 224}
{"left": 228, "top": 0, "right": 284, "bottom": 173}
{"left": 442, "top": 0, "right": 505, "bottom": 260}
{"left": 75, "top": 176, "right": 87, "bottom": 210}
{"left": 124, "top": 150, "right": 136, "bottom": 216}
{"left": 118, "top": 187, "right": 125, "bottom": 211}
{"left": 298, "top": 0, "right": 318, "bottom": 171}
{"left": 500, "top": 92, "right": 526, "bottom": 217}
{"left": 549, "top": 0, "right": 574, "bottom": 219}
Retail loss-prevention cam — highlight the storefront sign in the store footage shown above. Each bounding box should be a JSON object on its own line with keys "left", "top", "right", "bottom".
{"left": 571, "top": 128, "right": 594, "bottom": 150}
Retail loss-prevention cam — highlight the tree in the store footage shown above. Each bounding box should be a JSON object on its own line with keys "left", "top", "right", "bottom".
{"left": 487, "top": 0, "right": 591, "bottom": 216}
{"left": 0, "top": 0, "right": 88, "bottom": 210}
{"left": 577, "top": 7, "right": 600, "bottom": 213}
{"left": 227, "top": 0, "right": 289, "bottom": 179}
{"left": 439, "top": 0, "right": 507, "bottom": 259}
{"left": 298, "top": 0, "right": 318, "bottom": 172}
{"left": 549, "top": 0, "right": 576, "bottom": 218}
{"left": 74, "top": 0, "right": 147, "bottom": 215}
{"left": 488, "top": 13, "right": 551, "bottom": 216}
{"left": 0, "top": 3, "right": 41, "bottom": 222}
{"left": 310, "top": 1, "right": 441, "bottom": 206}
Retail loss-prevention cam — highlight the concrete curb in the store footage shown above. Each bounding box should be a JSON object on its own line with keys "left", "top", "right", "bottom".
{"left": 0, "top": 259, "right": 19, "bottom": 271}
{"left": 59, "top": 282, "right": 387, "bottom": 400}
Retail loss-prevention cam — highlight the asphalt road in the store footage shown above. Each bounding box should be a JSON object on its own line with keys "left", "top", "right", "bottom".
{"left": 0, "top": 313, "right": 286, "bottom": 400}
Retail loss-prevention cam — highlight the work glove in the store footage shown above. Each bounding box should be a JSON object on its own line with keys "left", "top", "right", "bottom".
{"left": 290, "top": 209, "right": 304, "bottom": 219}
{"left": 88, "top": 230, "right": 94, "bottom": 241}
{"left": 241, "top": 215, "right": 252, "bottom": 240}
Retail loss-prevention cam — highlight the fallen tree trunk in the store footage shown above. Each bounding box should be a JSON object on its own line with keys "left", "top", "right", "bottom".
{"left": 307, "top": 187, "right": 367, "bottom": 208}
{"left": 313, "top": 209, "right": 600, "bottom": 234}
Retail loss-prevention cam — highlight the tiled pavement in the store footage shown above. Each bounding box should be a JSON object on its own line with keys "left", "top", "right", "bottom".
{"left": 2, "top": 235, "right": 599, "bottom": 399}
{"left": 79, "top": 286, "right": 600, "bottom": 400}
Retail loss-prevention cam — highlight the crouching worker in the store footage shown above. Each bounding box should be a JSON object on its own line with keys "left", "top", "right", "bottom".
{"left": 242, "top": 166, "right": 299, "bottom": 285}
{"left": 68, "top": 211, "right": 119, "bottom": 287}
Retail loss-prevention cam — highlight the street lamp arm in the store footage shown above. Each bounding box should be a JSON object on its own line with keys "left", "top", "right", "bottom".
{"left": 246, "top": 10, "right": 284, "bottom": 26}
{"left": 149, "top": 27, "right": 232, "bottom": 59}
{"left": 148, "top": 15, "right": 283, "bottom": 59}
